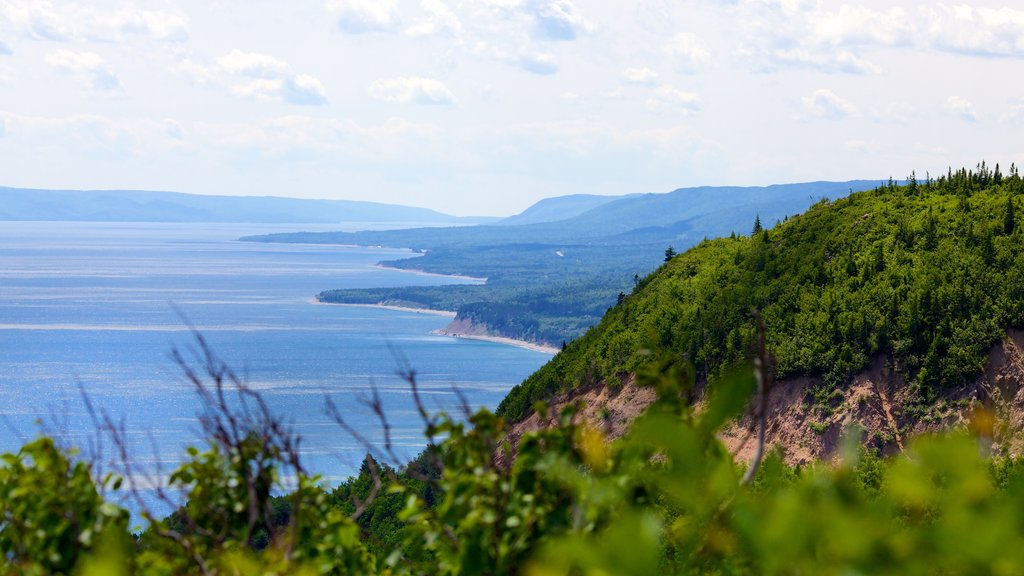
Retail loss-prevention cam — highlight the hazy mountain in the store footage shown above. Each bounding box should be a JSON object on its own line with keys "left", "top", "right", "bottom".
{"left": 0, "top": 187, "right": 494, "bottom": 224}
{"left": 244, "top": 180, "right": 881, "bottom": 249}
{"left": 498, "top": 193, "right": 637, "bottom": 226}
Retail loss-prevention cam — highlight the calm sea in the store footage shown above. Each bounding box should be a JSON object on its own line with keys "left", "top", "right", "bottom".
{"left": 0, "top": 222, "right": 550, "bottom": 499}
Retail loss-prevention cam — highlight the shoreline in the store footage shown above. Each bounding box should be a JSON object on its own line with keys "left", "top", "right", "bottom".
{"left": 372, "top": 263, "right": 488, "bottom": 283}
{"left": 310, "top": 300, "right": 457, "bottom": 317}
{"left": 313, "top": 300, "right": 557, "bottom": 354}
{"left": 431, "top": 328, "right": 559, "bottom": 355}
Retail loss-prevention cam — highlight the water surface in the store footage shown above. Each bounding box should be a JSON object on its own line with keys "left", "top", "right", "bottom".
{"left": 0, "top": 222, "right": 549, "bottom": 497}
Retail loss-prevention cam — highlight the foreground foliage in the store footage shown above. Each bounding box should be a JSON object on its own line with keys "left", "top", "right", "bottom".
{"left": 6, "top": 355, "right": 1024, "bottom": 574}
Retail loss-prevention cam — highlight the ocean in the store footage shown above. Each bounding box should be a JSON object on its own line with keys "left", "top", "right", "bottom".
{"left": 0, "top": 221, "right": 550, "bottom": 505}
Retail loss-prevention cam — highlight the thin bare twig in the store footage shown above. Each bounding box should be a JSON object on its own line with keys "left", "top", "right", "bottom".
{"left": 741, "top": 310, "right": 774, "bottom": 486}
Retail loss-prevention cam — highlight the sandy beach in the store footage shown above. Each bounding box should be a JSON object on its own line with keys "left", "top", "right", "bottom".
{"left": 431, "top": 328, "right": 559, "bottom": 355}
{"left": 372, "top": 263, "right": 487, "bottom": 283}
{"left": 311, "top": 300, "right": 458, "bottom": 317}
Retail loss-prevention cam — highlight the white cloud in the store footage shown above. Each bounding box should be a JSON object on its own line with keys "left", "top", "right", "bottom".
{"left": 175, "top": 59, "right": 215, "bottom": 86}
{"left": 406, "top": 0, "right": 462, "bottom": 37}
{"left": 0, "top": 2, "right": 188, "bottom": 43}
{"left": 621, "top": 67, "right": 658, "bottom": 85}
{"left": 329, "top": 0, "right": 400, "bottom": 34}
{"left": 0, "top": 110, "right": 189, "bottom": 151}
{"left": 518, "top": 51, "right": 558, "bottom": 75}
{"left": 922, "top": 5, "right": 1024, "bottom": 58}
{"left": 736, "top": 2, "right": 1024, "bottom": 75}
{"left": 946, "top": 95, "right": 977, "bottom": 122}
{"left": 646, "top": 86, "right": 701, "bottom": 114}
{"left": 1, "top": 1, "right": 69, "bottom": 40}
{"left": 526, "top": 0, "right": 591, "bottom": 41}
{"left": 809, "top": 5, "right": 914, "bottom": 48}
{"left": 46, "top": 49, "right": 123, "bottom": 94}
{"left": 803, "top": 89, "right": 856, "bottom": 119}
{"left": 93, "top": 7, "right": 189, "bottom": 42}
{"left": 664, "top": 33, "right": 711, "bottom": 72}
{"left": 217, "top": 50, "right": 290, "bottom": 78}
{"left": 0, "top": 40, "right": 11, "bottom": 55}
{"left": 234, "top": 76, "right": 329, "bottom": 107}
{"left": 369, "top": 76, "right": 455, "bottom": 105}
{"left": 0, "top": 116, "right": 6, "bottom": 137}
{"left": 1002, "top": 103, "right": 1024, "bottom": 124}
{"left": 215, "top": 50, "right": 329, "bottom": 106}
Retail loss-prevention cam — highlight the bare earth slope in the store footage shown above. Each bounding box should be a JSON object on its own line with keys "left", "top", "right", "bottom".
{"left": 508, "top": 329, "right": 1024, "bottom": 466}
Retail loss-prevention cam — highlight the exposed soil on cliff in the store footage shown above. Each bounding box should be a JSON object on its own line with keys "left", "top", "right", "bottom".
{"left": 506, "top": 330, "right": 1024, "bottom": 466}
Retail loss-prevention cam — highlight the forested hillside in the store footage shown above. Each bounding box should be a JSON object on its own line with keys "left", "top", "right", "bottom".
{"left": 500, "top": 163, "right": 1024, "bottom": 420}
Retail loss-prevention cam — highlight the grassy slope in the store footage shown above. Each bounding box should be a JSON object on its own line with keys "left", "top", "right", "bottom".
{"left": 498, "top": 166, "right": 1024, "bottom": 421}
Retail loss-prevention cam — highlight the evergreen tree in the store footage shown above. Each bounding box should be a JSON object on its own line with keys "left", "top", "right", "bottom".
{"left": 1005, "top": 196, "right": 1016, "bottom": 235}
{"left": 664, "top": 246, "right": 677, "bottom": 262}
{"left": 752, "top": 214, "right": 763, "bottom": 235}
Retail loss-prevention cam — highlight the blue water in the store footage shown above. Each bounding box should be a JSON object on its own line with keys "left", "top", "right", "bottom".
{"left": 0, "top": 222, "right": 549, "bottom": 500}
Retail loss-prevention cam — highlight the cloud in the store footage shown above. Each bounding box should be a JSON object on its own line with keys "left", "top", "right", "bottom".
{"left": 163, "top": 119, "right": 184, "bottom": 140}
{"left": 369, "top": 76, "right": 455, "bottom": 105}
{"left": 0, "top": 2, "right": 188, "bottom": 43}
{"left": 0, "top": 110, "right": 190, "bottom": 152}
{"left": 0, "top": 116, "right": 6, "bottom": 137}
{"left": 809, "top": 5, "right": 915, "bottom": 48}
{"left": 620, "top": 67, "right": 658, "bottom": 85}
{"left": 922, "top": 5, "right": 1024, "bottom": 58}
{"left": 95, "top": 7, "right": 189, "bottom": 42}
{"left": 217, "top": 50, "right": 290, "bottom": 78}
{"left": 1002, "top": 104, "right": 1024, "bottom": 124}
{"left": 0, "top": 40, "right": 11, "bottom": 55}
{"left": 946, "top": 95, "right": 977, "bottom": 122}
{"left": 664, "top": 33, "right": 711, "bottom": 72}
{"left": 233, "top": 77, "right": 329, "bottom": 107}
{"left": 405, "top": 0, "right": 462, "bottom": 37}
{"left": 329, "top": 0, "right": 400, "bottom": 34}
{"left": 802, "top": 89, "right": 856, "bottom": 119}
{"left": 736, "top": 2, "right": 1024, "bottom": 75}
{"left": 518, "top": 51, "right": 558, "bottom": 75}
{"left": 646, "top": 86, "right": 701, "bottom": 114}
{"left": 175, "top": 59, "right": 215, "bottom": 86}
{"left": 216, "top": 50, "right": 329, "bottom": 106}
{"left": 46, "top": 49, "right": 123, "bottom": 94}
{"left": 526, "top": 0, "right": 591, "bottom": 41}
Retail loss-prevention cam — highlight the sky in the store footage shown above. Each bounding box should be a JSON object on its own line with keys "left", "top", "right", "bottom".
{"left": 1, "top": 1, "right": 1023, "bottom": 216}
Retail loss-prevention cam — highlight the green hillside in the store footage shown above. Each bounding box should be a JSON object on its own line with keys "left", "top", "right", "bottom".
{"left": 499, "top": 163, "right": 1024, "bottom": 421}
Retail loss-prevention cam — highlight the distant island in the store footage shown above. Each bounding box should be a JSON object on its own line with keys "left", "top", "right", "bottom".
{"left": 0, "top": 186, "right": 495, "bottom": 225}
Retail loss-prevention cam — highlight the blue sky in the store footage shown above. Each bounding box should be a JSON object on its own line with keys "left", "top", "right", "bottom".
{"left": 1, "top": 1, "right": 1023, "bottom": 216}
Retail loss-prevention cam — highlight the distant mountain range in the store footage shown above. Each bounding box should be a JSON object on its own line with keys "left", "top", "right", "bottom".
{"left": 246, "top": 180, "right": 881, "bottom": 250}
{"left": 0, "top": 187, "right": 494, "bottom": 225}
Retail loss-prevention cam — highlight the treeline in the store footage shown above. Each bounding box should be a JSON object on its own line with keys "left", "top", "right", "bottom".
{"left": 500, "top": 162, "right": 1024, "bottom": 420}
{"left": 319, "top": 273, "right": 635, "bottom": 346}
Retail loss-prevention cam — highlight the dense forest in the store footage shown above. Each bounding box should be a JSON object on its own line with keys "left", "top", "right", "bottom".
{"left": 500, "top": 163, "right": 1024, "bottom": 420}
{"left": 9, "top": 165, "right": 1024, "bottom": 573}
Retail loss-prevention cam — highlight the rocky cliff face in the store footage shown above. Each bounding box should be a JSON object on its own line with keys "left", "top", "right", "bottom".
{"left": 507, "top": 330, "right": 1024, "bottom": 465}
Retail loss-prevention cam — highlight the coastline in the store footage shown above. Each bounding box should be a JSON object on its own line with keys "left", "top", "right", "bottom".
{"left": 313, "top": 300, "right": 557, "bottom": 354}
{"left": 431, "top": 328, "right": 559, "bottom": 355}
{"left": 313, "top": 259, "right": 554, "bottom": 354}
{"left": 372, "top": 263, "right": 488, "bottom": 283}
{"left": 310, "top": 300, "right": 457, "bottom": 318}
